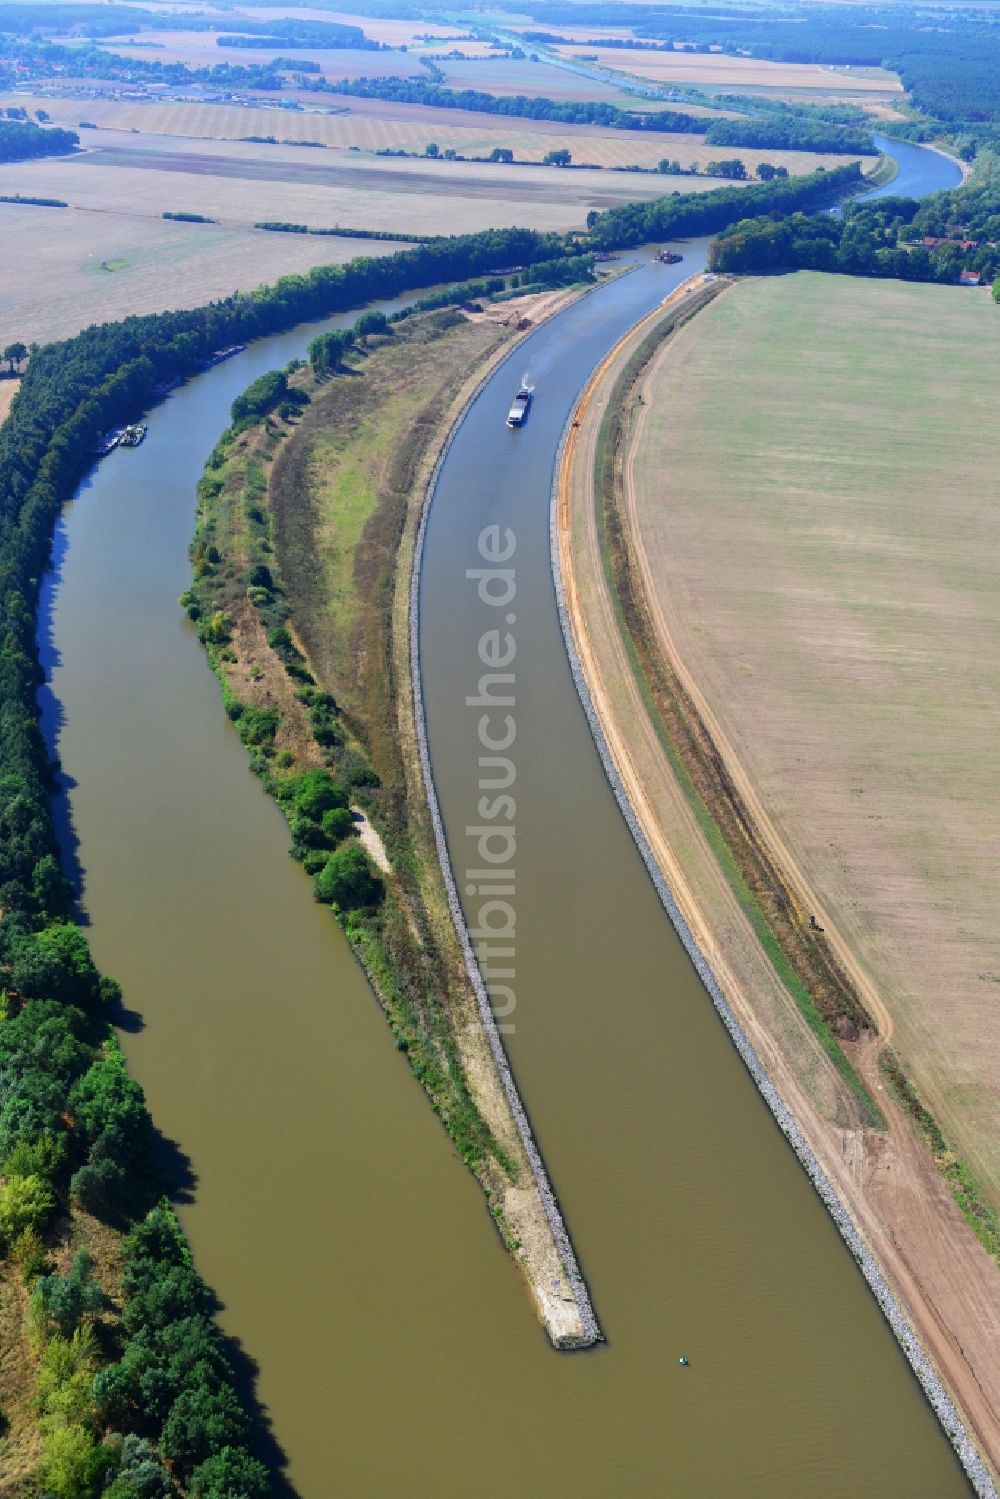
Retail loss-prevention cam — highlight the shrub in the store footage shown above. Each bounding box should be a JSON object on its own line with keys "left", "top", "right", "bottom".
{"left": 235, "top": 707, "right": 278, "bottom": 748}
{"left": 314, "top": 844, "right": 382, "bottom": 911}
{"left": 105, "top": 1433, "right": 175, "bottom": 1497}
{"left": 39, "top": 1421, "right": 106, "bottom": 1498}
{"left": 286, "top": 769, "right": 347, "bottom": 821}
{"left": 34, "top": 1251, "right": 104, "bottom": 1337}
{"left": 0, "top": 1172, "right": 55, "bottom": 1244}
{"left": 321, "top": 806, "right": 356, "bottom": 844}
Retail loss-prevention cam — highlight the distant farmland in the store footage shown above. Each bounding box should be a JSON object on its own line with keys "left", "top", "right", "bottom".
{"left": 2, "top": 93, "right": 858, "bottom": 175}
{"left": 628, "top": 272, "right": 1000, "bottom": 1206}
{"left": 0, "top": 122, "right": 711, "bottom": 345}
{"left": 552, "top": 44, "right": 903, "bottom": 98}
{"left": 0, "top": 196, "right": 405, "bottom": 349}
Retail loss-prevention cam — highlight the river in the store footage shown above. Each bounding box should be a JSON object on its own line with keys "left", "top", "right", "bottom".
{"left": 39, "top": 146, "right": 969, "bottom": 1496}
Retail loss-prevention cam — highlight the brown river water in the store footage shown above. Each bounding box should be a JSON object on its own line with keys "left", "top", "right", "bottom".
{"left": 38, "top": 184, "right": 970, "bottom": 1495}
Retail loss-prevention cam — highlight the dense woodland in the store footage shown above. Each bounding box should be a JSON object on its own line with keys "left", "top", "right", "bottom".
{"left": 0, "top": 118, "right": 78, "bottom": 161}
{"left": 709, "top": 164, "right": 1000, "bottom": 285}
{"left": 218, "top": 22, "right": 378, "bottom": 50}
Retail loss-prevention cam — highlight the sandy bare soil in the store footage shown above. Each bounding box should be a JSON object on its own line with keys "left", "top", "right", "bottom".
{"left": 558, "top": 279, "right": 1000, "bottom": 1482}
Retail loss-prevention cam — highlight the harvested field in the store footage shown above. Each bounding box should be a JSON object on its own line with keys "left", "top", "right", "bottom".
{"left": 0, "top": 122, "right": 711, "bottom": 343}
{"left": 0, "top": 121, "right": 707, "bottom": 221}
{"left": 432, "top": 56, "right": 636, "bottom": 100}
{"left": 0, "top": 378, "right": 19, "bottom": 427}
{"left": 559, "top": 274, "right": 1000, "bottom": 1480}
{"left": 0, "top": 191, "right": 402, "bottom": 348}
{"left": 552, "top": 44, "right": 903, "bottom": 95}
{"left": 629, "top": 273, "right": 1000, "bottom": 1207}
{"left": 77, "top": 31, "right": 426, "bottom": 81}
{"left": 4, "top": 93, "right": 854, "bottom": 175}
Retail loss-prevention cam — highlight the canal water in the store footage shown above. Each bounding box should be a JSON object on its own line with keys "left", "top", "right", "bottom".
{"left": 39, "top": 147, "right": 968, "bottom": 1496}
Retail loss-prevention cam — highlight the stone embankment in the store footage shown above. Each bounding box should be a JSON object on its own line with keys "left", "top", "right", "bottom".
{"left": 409, "top": 345, "right": 600, "bottom": 1351}
{"left": 549, "top": 362, "right": 997, "bottom": 1491}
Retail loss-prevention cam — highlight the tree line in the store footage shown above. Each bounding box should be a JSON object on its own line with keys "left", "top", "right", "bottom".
{"left": 584, "top": 159, "right": 862, "bottom": 247}
{"left": 304, "top": 74, "right": 713, "bottom": 135}
{"left": 329, "top": 74, "right": 869, "bottom": 155}
{"left": 703, "top": 115, "right": 874, "bottom": 156}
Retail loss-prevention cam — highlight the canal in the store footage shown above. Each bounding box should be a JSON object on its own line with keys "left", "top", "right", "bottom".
{"left": 39, "top": 147, "right": 969, "bottom": 1496}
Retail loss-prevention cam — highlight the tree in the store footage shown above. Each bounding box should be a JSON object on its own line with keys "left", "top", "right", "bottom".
{"left": 10, "top": 921, "right": 100, "bottom": 1008}
{"left": 70, "top": 1052, "right": 148, "bottom": 1145}
{"left": 543, "top": 148, "right": 571, "bottom": 167}
{"left": 189, "top": 1447, "right": 270, "bottom": 1499}
{"left": 489, "top": 147, "right": 514, "bottom": 163}
{"left": 425, "top": 141, "right": 439, "bottom": 157}
{"left": 313, "top": 844, "right": 382, "bottom": 911}
{"left": 39, "top": 1422, "right": 106, "bottom": 1499}
{"left": 3, "top": 342, "right": 27, "bottom": 373}
{"left": 161, "top": 1383, "right": 251, "bottom": 1479}
{"left": 286, "top": 769, "right": 347, "bottom": 821}
{"left": 706, "top": 158, "right": 748, "bottom": 180}
{"left": 123, "top": 1262, "right": 213, "bottom": 1335}
{"left": 354, "top": 310, "right": 390, "bottom": 342}
{"left": 34, "top": 1250, "right": 104, "bottom": 1336}
{"left": 230, "top": 370, "right": 286, "bottom": 426}
{"left": 321, "top": 806, "right": 355, "bottom": 844}
{"left": 105, "top": 1434, "right": 175, "bottom": 1498}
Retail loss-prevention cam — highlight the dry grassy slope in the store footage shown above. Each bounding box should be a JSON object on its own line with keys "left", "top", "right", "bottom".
{"left": 629, "top": 272, "right": 1000, "bottom": 1205}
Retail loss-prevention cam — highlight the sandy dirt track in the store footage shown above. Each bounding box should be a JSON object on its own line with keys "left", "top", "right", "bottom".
{"left": 557, "top": 282, "right": 1000, "bottom": 1483}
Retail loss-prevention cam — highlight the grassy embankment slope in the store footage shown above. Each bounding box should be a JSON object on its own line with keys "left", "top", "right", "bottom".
{"left": 559, "top": 270, "right": 1000, "bottom": 1474}
{"left": 186, "top": 303, "right": 596, "bottom": 1347}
